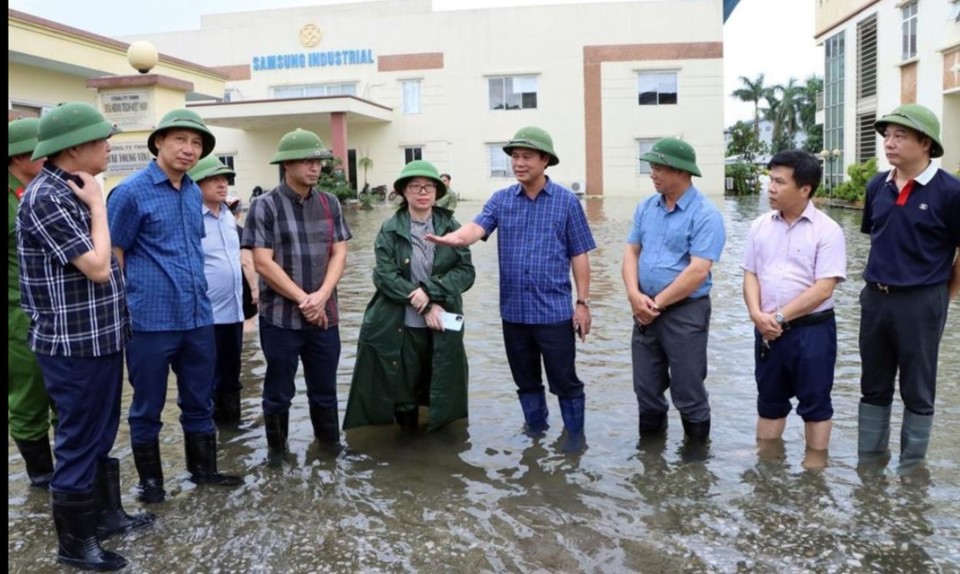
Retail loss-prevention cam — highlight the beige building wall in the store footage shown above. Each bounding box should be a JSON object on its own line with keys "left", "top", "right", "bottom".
{"left": 133, "top": 0, "right": 726, "bottom": 200}
{"left": 9, "top": 63, "right": 97, "bottom": 112}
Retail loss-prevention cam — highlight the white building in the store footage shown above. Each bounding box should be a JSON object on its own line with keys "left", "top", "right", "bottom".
{"left": 120, "top": 0, "right": 729, "bottom": 199}
{"left": 815, "top": 0, "right": 960, "bottom": 185}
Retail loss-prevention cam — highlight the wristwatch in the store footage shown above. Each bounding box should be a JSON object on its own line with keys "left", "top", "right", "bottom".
{"left": 576, "top": 299, "right": 591, "bottom": 309}
{"left": 775, "top": 311, "right": 786, "bottom": 325}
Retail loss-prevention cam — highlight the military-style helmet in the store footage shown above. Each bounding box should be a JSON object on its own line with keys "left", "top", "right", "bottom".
{"left": 874, "top": 104, "right": 943, "bottom": 158}
{"left": 187, "top": 155, "right": 235, "bottom": 183}
{"left": 9, "top": 117, "right": 41, "bottom": 158}
{"left": 32, "top": 102, "right": 120, "bottom": 161}
{"left": 639, "top": 137, "right": 701, "bottom": 177}
{"left": 503, "top": 126, "right": 559, "bottom": 166}
{"left": 269, "top": 129, "right": 333, "bottom": 164}
{"left": 393, "top": 160, "right": 447, "bottom": 199}
{"left": 149, "top": 108, "right": 216, "bottom": 159}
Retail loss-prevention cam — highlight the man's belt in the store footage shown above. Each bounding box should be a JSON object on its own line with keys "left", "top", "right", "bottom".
{"left": 868, "top": 282, "right": 927, "bottom": 294}
{"left": 783, "top": 309, "right": 834, "bottom": 330}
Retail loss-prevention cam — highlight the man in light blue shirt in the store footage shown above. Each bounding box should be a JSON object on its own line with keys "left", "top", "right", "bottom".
{"left": 621, "top": 138, "right": 725, "bottom": 450}
{"left": 192, "top": 156, "right": 245, "bottom": 427}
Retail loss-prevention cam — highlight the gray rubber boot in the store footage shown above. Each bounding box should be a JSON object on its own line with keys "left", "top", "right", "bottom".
{"left": 857, "top": 402, "right": 891, "bottom": 463}
{"left": 897, "top": 409, "right": 933, "bottom": 474}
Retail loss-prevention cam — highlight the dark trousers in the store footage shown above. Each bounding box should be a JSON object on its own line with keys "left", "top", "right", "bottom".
{"left": 502, "top": 320, "right": 584, "bottom": 399}
{"left": 36, "top": 352, "right": 123, "bottom": 493}
{"left": 259, "top": 320, "right": 340, "bottom": 414}
{"left": 127, "top": 327, "right": 217, "bottom": 445}
{"left": 631, "top": 297, "right": 711, "bottom": 423}
{"left": 859, "top": 283, "right": 949, "bottom": 415}
{"left": 213, "top": 322, "right": 244, "bottom": 394}
{"left": 398, "top": 327, "right": 432, "bottom": 408}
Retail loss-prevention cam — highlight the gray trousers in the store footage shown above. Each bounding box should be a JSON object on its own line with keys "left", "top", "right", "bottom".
{"left": 631, "top": 297, "right": 712, "bottom": 424}
{"left": 859, "top": 283, "right": 949, "bottom": 416}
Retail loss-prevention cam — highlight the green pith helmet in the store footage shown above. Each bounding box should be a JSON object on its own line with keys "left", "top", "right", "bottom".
{"left": 269, "top": 129, "right": 333, "bottom": 164}
{"left": 874, "top": 104, "right": 943, "bottom": 158}
{"left": 503, "top": 126, "right": 559, "bottom": 166}
{"left": 393, "top": 160, "right": 447, "bottom": 199}
{"left": 9, "top": 117, "right": 41, "bottom": 158}
{"left": 31, "top": 102, "right": 120, "bottom": 160}
{"left": 639, "top": 137, "right": 701, "bottom": 177}
{"left": 149, "top": 108, "right": 216, "bottom": 159}
{"left": 187, "top": 155, "right": 235, "bottom": 183}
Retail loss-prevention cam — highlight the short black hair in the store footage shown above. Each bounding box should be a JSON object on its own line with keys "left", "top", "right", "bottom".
{"left": 768, "top": 150, "right": 822, "bottom": 193}
{"left": 440, "top": 173, "right": 451, "bottom": 180}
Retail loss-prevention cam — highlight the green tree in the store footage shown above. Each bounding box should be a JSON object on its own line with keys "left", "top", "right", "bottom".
{"left": 731, "top": 74, "right": 767, "bottom": 139}
{"left": 357, "top": 153, "right": 374, "bottom": 187}
{"left": 726, "top": 120, "right": 766, "bottom": 163}
{"left": 798, "top": 75, "right": 824, "bottom": 153}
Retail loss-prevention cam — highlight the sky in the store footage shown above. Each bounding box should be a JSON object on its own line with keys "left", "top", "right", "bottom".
{"left": 9, "top": 0, "right": 820, "bottom": 126}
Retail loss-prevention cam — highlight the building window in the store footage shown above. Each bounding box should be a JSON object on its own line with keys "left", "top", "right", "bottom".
{"left": 401, "top": 80, "right": 421, "bottom": 115}
{"left": 950, "top": 0, "right": 960, "bottom": 23}
{"left": 272, "top": 83, "right": 357, "bottom": 99}
{"left": 404, "top": 147, "right": 422, "bottom": 164}
{"left": 901, "top": 2, "right": 917, "bottom": 60}
{"left": 856, "top": 113, "right": 876, "bottom": 164}
{"left": 488, "top": 76, "right": 538, "bottom": 110}
{"left": 824, "top": 32, "right": 845, "bottom": 188}
{"left": 637, "top": 71, "right": 678, "bottom": 105}
{"left": 637, "top": 138, "right": 658, "bottom": 174}
{"left": 9, "top": 101, "right": 53, "bottom": 118}
{"left": 216, "top": 155, "right": 237, "bottom": 186}
{"left": 856, "top": 15, "right": 877, "bottom": 99}
{"left": 487, "top": 143, "right": 511, "bottom": 178}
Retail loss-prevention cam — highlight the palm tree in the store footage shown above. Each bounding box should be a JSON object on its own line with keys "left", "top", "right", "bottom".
{"left": 358, "top": 154, "right": 374, "bottom": 187}
{"left": 731, "top": 74, "right": 767, "bottom": 138}
{"left": 772, "top": 78, "right": 803, "bottom": 150}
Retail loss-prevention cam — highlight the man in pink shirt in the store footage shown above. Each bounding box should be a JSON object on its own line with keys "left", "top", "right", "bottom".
{"left": 742, "top": 150, "right": 847, "bottom": 468}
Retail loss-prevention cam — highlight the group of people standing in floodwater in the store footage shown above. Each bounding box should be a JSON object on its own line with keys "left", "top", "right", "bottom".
{"left": 8, "top": 100, "right": 959, "bottom": 571}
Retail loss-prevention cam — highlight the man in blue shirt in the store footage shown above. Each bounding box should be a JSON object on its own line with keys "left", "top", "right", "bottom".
{"left": 427, "top": 126, "right": 595, "bottom": 452}
{"left": 858, "top": 104, "right": 960, "bottom": 473}
{"left": 622, "top": 137, "right": 726, "bottom": 451}
{"left": 108, "top": 109, "right": 241, "bottom": 503}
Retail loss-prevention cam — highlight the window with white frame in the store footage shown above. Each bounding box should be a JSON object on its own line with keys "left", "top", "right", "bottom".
{"left": 401, "top": 80, "right": 421, "bottom": 115}
{"left": 216, "top": 155, "right": 237, "bottom": 186}
{"left": 637, "top": 71, "right": 678, "bottom": 105}
{"left": 9, "top": 101, "right": 54, "bottom": 118}
{"left": 950, "top": 0, "right": 960, "bottom": 23}
{"left": 637, "top": 138, "right": 658, "bottom": 174}
{"left": 404, "top": 147, "right": 423, "bottom": 164}
{"left": 901, "top": 1, "right": 917, "bottom": 60}
{"left": 487, "top": 143, "right": 511, "bottom": 177}
{"left": 488, "top": 76, "right": 538, "bottom": 110}
{"left": 272, "top": 83, "right": 358, "bottom": 99}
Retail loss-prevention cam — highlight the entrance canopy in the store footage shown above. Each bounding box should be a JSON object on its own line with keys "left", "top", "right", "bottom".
{"left": 188, "top": 95, "right": 393, "bottom": 132}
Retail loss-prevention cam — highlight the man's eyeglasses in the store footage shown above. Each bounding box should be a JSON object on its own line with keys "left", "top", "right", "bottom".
{"left": 406, "top": 183, "right": 437, "bottom": 194}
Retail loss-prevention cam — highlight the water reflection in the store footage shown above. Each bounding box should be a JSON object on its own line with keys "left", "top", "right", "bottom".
{"left": 8, "top": 196, "right": 960, "bottom": 573}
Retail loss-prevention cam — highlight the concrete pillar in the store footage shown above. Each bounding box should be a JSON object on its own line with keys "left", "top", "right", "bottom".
{"left": 330, "top": 111, "right": 349, "bottom": 182}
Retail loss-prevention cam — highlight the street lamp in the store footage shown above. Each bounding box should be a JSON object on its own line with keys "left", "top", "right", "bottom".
{"left": 818, "top": 148, "right": 842, "bottom": 201}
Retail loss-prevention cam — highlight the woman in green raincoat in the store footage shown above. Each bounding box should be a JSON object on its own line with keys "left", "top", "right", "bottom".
{"left": 344, "top": 161, "right": 475, "bottom": 431}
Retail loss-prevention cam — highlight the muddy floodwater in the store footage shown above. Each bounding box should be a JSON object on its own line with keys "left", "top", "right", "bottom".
{"left": 9, "top": 195, "right": 960, "bottom": 574}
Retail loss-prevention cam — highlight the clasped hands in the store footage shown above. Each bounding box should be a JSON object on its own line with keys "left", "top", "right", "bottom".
{"left": 408, "top": 287, "right": 447, "bottom": 331}
{"left": 299, "top": 290, "right": 329, "bottom": 328}
{"left": 629, "top": 291, "right": 661, "bottom": 327}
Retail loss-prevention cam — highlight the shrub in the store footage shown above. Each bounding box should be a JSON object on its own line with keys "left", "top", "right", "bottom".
{"left": 317, "top": 158, "right": 355, "bottom": 203}
{"left": 725, "top": 162, "right": 760, "bottom": 196}
{"left": 828, "top": 158, "right": 877, "bottom": 203}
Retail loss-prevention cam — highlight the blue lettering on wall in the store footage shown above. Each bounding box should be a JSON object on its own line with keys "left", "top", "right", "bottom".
{"left": 252, "top": 49, "right": 375, "bottom": 72}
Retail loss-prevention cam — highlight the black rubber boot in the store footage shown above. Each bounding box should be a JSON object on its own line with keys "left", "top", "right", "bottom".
{"left": 95, "top": 457, "right": 156, "bottom": 540}
{"left": 857, "top": 402, "right": 892, "bottom": 463}
{"left": 394, "top": 406, "right": 419, "bottom": 432}
{"left": 52, "top": 490, "right": 128, "bottom": 571}
{"left": 212, "top": 390, "right": 242, "bottom": 427}
{"left": 309, "top": 406, "right": 343, "bottom": 454}
{"left": 264, "top": 412, "right": 289, "bottom": 467}
{"left": 637, "top": 412, "right": 668, "bottom": 448}
{"left": 680, "top": 418, "right": 711, "bottom": 463}
{"left": 14, "top": 436, "right": 55, "bottom": 489}
{"left": 132, "top": 441, "right": 165, "bottom": 504}
{"left": 518, "top": 392, "right": 549, "bottom": 437}
{"left": 184, "top": 432, "right": 243, "bottom": 487}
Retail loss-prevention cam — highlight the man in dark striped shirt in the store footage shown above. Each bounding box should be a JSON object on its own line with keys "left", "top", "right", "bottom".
{"left": 243, "top": 129, "right": 352, "bottom": 462}
{"left": 18, "top": 102, "right": 153, "bottom": 570}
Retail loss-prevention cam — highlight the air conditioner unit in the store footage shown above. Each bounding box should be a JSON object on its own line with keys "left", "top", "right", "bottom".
{"left": 568, "top": 180, "right": 586, "bottom": 196}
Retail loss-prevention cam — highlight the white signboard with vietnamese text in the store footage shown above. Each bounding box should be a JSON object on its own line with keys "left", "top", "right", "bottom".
{"left": 100, "top": 91, "right": 152, "bottom": 131}
{"left": 107, "top": 142, "right": 152, "bottom": 176}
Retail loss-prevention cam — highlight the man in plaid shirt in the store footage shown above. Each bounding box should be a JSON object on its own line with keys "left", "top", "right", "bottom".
{"left": 427, "top": 126, "right": 595, "bottom": 452}
{"left": 18, "top": 102, "right": 153, "bottom": 571}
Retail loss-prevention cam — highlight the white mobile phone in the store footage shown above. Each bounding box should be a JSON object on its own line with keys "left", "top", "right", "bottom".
{"left": 440, "top": 312, "right": 464, "bottom": 331}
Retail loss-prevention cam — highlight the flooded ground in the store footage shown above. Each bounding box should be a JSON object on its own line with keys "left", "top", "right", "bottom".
{"left": 8, "top": 195, "right": 960, "bottom": 574}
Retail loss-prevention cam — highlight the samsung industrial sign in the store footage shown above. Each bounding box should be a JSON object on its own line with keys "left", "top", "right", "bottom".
{"left": 252, "top": 49, "right": 375, "bottom": 72}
